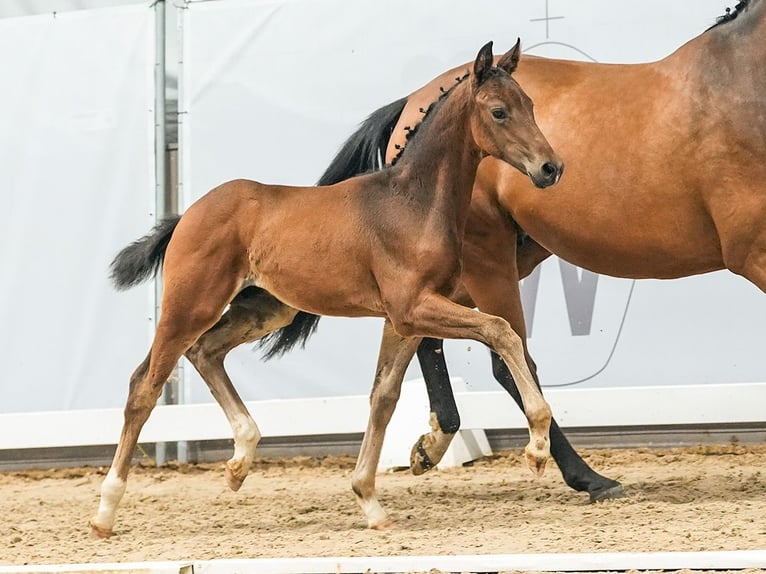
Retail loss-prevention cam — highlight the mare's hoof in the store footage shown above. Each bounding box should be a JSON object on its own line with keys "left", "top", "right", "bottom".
{"left": 369, "top": 516, "right": 396, "bottom": 530}
{"left": 410, "top": 437, "right": 436, "bottom": 476}
{"left": 590, "top": 483, "right": 626, "bottom": 503}
{"left": 89, "top": 520, "right": 113, "bottom": 539}
{"left": 225, "top": 464, "right": 245, "bottom": 492}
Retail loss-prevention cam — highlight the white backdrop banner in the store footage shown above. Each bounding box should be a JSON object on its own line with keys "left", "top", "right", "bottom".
{"left": 179, "top": 0, "right": 766, "bottom": 403}
{"left": 0, "top": 5, "right": 156, "bottom": 412}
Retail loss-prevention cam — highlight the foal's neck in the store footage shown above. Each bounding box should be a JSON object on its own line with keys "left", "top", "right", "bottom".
{"left": 390, "top": 82, "right": 482, "bottom": 231}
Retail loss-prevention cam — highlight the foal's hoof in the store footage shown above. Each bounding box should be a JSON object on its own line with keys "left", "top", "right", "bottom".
{"left": 369, "top": 516, "right": 396, "bottom": 531}
{"left": 89, "top": 520, "right": 113, "bottom": 539}
{"left": 225, "top": 466, "right": 245, "bottom": 492}
{"left": 524, "top": 445, "right": 549, "bottom": 477}
{"left": 410, "top": 436, "right": 436, "bottom": 476}
{"left": 590, "top": 483, "right": 627, "bottom": 503}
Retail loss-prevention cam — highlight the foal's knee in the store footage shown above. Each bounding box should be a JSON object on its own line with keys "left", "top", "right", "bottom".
{"left": 483, "top": 316, "right": 523, "bottom": 354}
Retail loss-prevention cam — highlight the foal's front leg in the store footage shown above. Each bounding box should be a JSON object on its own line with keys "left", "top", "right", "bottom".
{"left": 389, "top": 293, "right": 552, "bottom": 475}
{"left": 185, "top": 287, "right": 297, "bottom": 491}
{"left": 352, "top": 319, "right": 421, "bottom": 529}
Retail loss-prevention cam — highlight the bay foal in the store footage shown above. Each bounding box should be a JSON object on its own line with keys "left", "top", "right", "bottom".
{"left": 92, "top": 41, "right": 562, "bottom": 536}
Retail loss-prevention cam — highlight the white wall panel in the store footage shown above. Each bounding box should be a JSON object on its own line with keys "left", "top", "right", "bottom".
{"left": 179, "top": 0, "right": 766, "bottom": 409}
{"left": 0, "top": 5, "right": 155, "bottom": 412}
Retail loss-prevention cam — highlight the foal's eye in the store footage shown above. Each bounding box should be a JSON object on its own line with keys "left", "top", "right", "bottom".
{"left": 491, "top": 108, "right": 507, "bottom": 120}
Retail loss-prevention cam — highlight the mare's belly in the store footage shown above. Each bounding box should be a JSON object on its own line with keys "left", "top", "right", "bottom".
{"left": 511, "top": 194, "right": 724, "bottom": 280}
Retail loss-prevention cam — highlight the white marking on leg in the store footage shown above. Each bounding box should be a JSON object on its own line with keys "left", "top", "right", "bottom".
{"left": 91, "top": 468, "right": 126, "bottom": 533}
{"left": 226, "top": 412, "right": 261, "bottom": 487}
{"left": 231, "top": 413, "right": 260, "bottom": 463}
{"left": 358, "top": 496, "right": 390, "bottom": 529}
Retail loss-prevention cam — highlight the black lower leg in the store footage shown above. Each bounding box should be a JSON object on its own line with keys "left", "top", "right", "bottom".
{"left": 490, "top": 351, "right": 624, "bottom": 501}
{"left": 417, "top": 338, "right": 460, "bottom": 434}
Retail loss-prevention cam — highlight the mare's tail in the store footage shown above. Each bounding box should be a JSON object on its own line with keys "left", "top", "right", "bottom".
{"left": 110, "top": 216, "right": 181, "bottom": 290}
{"left": 257, "top": 96, "right": 409, "bottom": 360}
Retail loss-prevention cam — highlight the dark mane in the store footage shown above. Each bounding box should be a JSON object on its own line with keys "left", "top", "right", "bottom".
{"left": 709, "top": 0, "right": 750, "bottom": 28}
{"left": 390, "top": 72, "right": 470, "bottom": 166}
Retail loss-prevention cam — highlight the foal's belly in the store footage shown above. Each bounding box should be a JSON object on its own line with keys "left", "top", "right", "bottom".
{"left": 250, "top": 257, "right": 387, "bottom": 318}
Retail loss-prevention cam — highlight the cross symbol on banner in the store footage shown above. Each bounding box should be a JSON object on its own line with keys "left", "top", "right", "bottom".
{"left": 530, "top": 0, "right": 565, "bottom": 39}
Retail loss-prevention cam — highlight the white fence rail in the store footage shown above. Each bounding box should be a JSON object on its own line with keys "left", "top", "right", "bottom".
{"left": 2, "top": 382, "right": 764, "bottom": 451}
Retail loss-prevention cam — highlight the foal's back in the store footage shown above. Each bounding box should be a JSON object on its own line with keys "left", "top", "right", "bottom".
{"left": 169, "top": 175, "right": 395, "bottom": 316}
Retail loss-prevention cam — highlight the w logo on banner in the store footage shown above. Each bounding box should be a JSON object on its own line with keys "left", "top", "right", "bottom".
{"left": 521, "top": 258, "right": 634, "bottom": 387}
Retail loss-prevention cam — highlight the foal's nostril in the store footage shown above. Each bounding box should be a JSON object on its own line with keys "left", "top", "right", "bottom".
{"left": 530, "top": 161, "right": 563, "bottom": 188}
{"left": 541, "top": 162, "right": 557, "bottom": 179}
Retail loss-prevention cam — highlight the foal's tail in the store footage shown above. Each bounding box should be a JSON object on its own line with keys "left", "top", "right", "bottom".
{"left": 256, "top": 96, "right": 409, "bottom": 360}
{"left": 110, "top": 216, "right": 181, "bottom": 290}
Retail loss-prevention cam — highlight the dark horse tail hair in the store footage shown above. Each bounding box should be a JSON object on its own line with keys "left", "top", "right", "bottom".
{"left": 256, "top": 96, "right": 409, "bottom": 360}
{"left": 110, "top": 215, "right": 181, "bottom": 290}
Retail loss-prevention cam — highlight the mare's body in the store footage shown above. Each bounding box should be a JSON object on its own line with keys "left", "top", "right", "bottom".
{"left": 264, "top": 1, "right": 766, "bottom": 499}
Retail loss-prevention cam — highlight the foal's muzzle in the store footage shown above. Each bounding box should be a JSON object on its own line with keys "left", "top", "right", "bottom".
{"left": 531, "top": 161, "right": 564, "bottom": 189}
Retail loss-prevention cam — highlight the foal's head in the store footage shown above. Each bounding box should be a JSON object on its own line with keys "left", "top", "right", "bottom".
{"left": 469, "top": 40, "right": 563, "bottom": 188}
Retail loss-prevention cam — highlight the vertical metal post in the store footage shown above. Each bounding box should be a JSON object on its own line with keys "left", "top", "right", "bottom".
{"left": 173, "top": 0, "right": 196, "bottom": 462}
{"left": 153, "top": 0, "right": 170, "bottom": 467}
{"left": 174, "top": 0, "right": 190, "bottom": 464}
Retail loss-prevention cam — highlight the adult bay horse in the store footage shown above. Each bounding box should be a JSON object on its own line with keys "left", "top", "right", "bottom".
{"left": 91, "top": 41, "right": 563, "bottom": 537}
{"left": 261, "top": 0, "right": 765, "bottom": 502}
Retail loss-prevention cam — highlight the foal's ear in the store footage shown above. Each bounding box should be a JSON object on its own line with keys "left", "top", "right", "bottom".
{"left": 473, "top": 40, "right": 495, "bottom": 86}
{"left": 497, "top": 38, "right": 521, "bottom": 75}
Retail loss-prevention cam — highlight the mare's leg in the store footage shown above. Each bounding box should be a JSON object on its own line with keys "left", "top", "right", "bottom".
{"left": 410, "top": 338, "right": 460, "bottom": 475}
{"left": 90, "top": 256, "right": 243, "bottom": 538}
{"left": 488, "top": 351, "right": 623, "bottom": 501}
{"left": 352, "top": 319, "right": 420, "bottom": 529}
{"left": 464, "top": 229, "right": 625, "bottom": 501}
{"left": 185, "top": 287, "right": 297, "bottom": 491}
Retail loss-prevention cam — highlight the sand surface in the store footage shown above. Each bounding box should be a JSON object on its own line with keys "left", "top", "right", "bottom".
{"left": 1, "top": 444, "right": 765, "bottom": 566}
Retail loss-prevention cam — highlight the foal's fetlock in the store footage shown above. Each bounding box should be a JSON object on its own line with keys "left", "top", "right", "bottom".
{"left": 351, "top": 477, "right": 393, "bottom": 530}
{"left": 409, "top": 429, "right": 454, "bottom": 475}
{"left": 523, "top": 437, "right": 550, "bottom": 477}
{"left": 522, "top": 403, "right": 552, "bottom": 476}
{"left": 225, "top": 457, "right": 251, "bottom": 491}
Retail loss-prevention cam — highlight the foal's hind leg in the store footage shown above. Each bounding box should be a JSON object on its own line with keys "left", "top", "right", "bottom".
{"left": 90, "top": 265, "right": 242, "bottom": 537}
{"left": 352, "top": 319, "right": 420, "bottom": 529}
{"left": 185, "top": 287, "right": 297, "bottom": 491}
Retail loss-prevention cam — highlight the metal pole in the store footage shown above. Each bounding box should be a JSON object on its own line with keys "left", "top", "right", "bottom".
{"left": 174, "top": 0, "right": 190, "bottom": 464}
{"left": 153, "top": 0, "right": 171, "bottom": 467}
